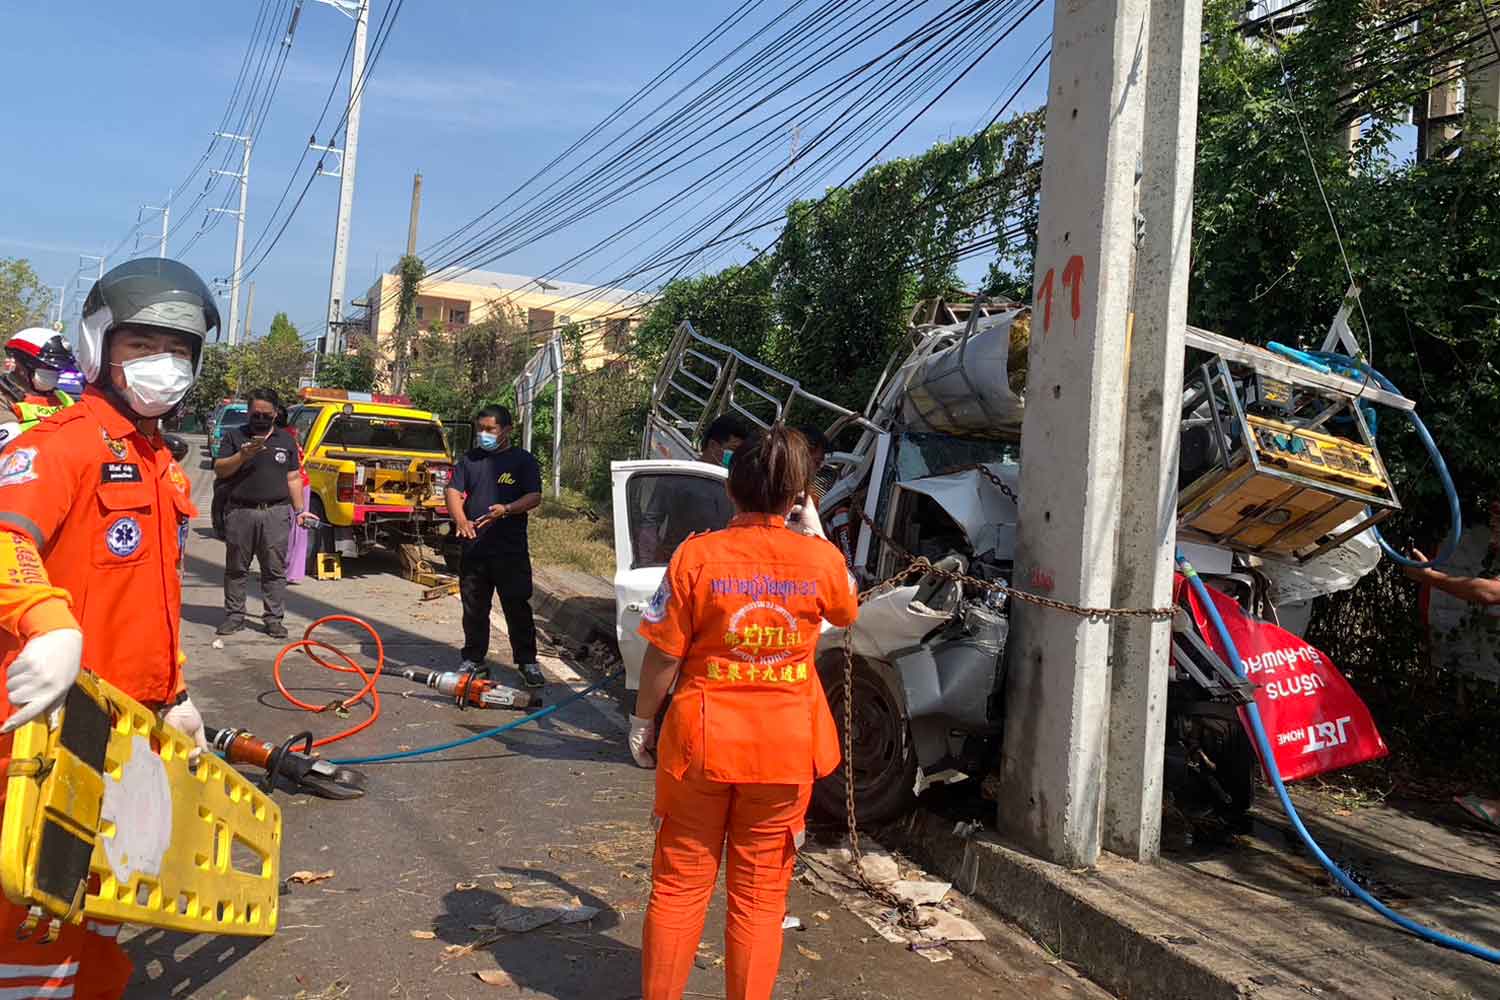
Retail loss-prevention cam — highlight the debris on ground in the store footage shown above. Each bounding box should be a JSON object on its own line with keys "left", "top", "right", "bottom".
{"left": 799, "top": 844, "right": 985, "bottom": 963}
{"left": 781, "top": 915, "right": 803, "bottom": 930}
{"left": 474, "top": 968, "right": 517, "bottom": 987}
{"left": 286, "top": 870, "right": 336, "bottom": 885}
{"left": 796, "top": 944, "right": 823, "bottom": 961}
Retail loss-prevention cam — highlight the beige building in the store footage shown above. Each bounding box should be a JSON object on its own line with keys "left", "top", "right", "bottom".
{"left": 358, "top": 269, "right": 650, "bottom": 374}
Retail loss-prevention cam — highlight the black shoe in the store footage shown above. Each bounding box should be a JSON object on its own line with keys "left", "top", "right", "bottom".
{"left": 518, "top": 663, "right": 546, "bottom": 689}
{"left": 265, "top": 621, "right": 289, "bottom": 640}
{"left": 216, "top": 617, "right": 246, "bottom": 636}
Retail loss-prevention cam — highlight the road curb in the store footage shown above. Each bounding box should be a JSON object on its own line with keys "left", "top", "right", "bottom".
{"left": 531, "top": 563, "right": 617, "bottom": 652}
{"left": 875, "top": 808, "right": 1270, "bottom": 1000}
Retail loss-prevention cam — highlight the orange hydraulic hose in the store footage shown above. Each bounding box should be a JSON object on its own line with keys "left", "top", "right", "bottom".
{"left": 272, "top": 615, "right": 385, "bottom": 749}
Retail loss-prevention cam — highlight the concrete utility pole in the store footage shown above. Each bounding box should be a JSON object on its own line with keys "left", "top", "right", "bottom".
{"left": 998, "top": 0, "right": 1152, "bottom": 868}
{"left": 310, "top": 0, "right": 369, "bottom": 353}
{"left": 243, "top": 280, "right": 257, "bottom": 342}
{"left": 1104, "top": 0, "right": 1203, "bottom": 862}
{"left": 406, "top": 172, "right": 422, "bottom": 256}
{"left": 211, "top": 132, "right": 253, "bottom": 345}
{"left": 71, "top": 255, "right": 103, "bottom": 334}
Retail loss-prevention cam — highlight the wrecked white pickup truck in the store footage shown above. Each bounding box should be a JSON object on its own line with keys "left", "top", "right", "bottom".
{"left": 609, "top": 297, "right": 1398, "bottom": 825}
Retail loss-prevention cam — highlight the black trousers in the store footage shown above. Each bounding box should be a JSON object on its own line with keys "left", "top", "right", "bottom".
{"left": 459, "top": 550, "right": 537, "bottom": 665}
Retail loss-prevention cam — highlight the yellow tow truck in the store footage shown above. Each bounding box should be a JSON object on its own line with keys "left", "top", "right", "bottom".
{"left": 288, "top": 388, "right": 456, "bottom": 572}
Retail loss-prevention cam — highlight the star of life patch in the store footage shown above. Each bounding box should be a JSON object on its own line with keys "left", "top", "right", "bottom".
{"left": 0, "top": 447, "right": 39, "bottom": 488}
{"left": 643, "top": 574, "right": 672, "bottom": 625}
{"left": 106, "top": 516, "right": 143, "bottom": 558}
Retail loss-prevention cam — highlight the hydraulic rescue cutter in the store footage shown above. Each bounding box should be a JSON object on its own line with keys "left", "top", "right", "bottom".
{"left": 397, "top": 666, "right": 543, "bottom": 711}
{"left": 1, "top": 674, "right": 281, "bottom": 940}
{"left": 207, "top": 727, "right": 367, "bottom": 800}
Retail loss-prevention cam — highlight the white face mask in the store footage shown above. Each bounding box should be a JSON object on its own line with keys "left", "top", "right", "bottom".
{"left": 31, "top": 369, "right": 59, "bottom": 392}
{"left": 113, "top": 353, "right": 195, "bottom": 418}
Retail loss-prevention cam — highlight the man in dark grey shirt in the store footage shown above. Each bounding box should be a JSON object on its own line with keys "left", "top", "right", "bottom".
{"left": 214, "top": 387, "right": 314, "bottom": 638}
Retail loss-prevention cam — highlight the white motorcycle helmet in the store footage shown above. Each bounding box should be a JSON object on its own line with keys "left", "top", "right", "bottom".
{"left": 77, "top": 258, "right": 219, "bottom": 384}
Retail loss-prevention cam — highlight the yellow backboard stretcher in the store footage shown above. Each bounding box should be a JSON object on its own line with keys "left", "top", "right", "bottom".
{"left": 0, "top": 674, "right": 281, "bottom": 937}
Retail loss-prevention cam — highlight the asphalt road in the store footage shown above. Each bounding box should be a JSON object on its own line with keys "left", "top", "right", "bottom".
{"left": 119, "top": 441, "right": 1109, "bottom": 1000}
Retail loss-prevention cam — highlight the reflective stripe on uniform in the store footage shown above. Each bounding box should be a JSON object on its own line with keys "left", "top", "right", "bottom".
{"left": 0, "top": 962, "right": 78, "bottom": 981}
{"left": 0, "top": 985, "right": 76, "bottom": 1000}
{"left": 0, "top": 513, "right": 45, "bottom": 551}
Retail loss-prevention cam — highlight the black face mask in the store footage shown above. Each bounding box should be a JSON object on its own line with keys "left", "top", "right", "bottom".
{"left": 248, "top": 414, "right": 274, "bottom": 432}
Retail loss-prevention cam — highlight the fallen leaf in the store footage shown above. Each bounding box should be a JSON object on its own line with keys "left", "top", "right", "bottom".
{"left": 409, "top": 930, "right": 435, "bottom": 940}
{"left": 286, "top": 870, "right": 335, "bottom": 885}
{"left": 474, "top": 969, "right": 516, "bottom": 987}
{"left": 813, "top": 911, "right": 831, "bottom": 922}
{"left": 796, "top": 945, "right": 822, "bottom": 961}
{"left": 455, "top": 881, "right": 479, "bottom": 891}
{"left": 493, "top": 880, "right": 515, "bottom": 890}
{"left": 1334, "top": 808, "right": 1353, "bottom": 817}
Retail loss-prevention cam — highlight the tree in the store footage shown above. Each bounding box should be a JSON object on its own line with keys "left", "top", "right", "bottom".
{"left": 390, "top": 254, "right": 426, "bottom": 394}
{"left": 185, "top": 344, "right": 235, "bottom": 427}
{"left": 316, "top": 352, "right": 376, "bottom": 392}
{"left": 0, "top": 258, "right": 54, "bottom": 335}
{"left": 229, "top": 312, "right": 309, "bottom": 403}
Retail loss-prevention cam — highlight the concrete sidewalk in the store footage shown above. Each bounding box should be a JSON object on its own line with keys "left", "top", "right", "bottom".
{"left": 528, "top": 560, "right": 1500, "bottom": 1000}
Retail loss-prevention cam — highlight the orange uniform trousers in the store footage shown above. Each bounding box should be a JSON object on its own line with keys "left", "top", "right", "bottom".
{"left": 642, "top": 754, "right": 810, "bottom": 1000}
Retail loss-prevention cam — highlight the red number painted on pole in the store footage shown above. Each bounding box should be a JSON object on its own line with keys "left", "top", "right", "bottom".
{"left": 1038, "top": 267, "right": 1055, "bottom": 333}
{"left": 1061, "top": 255, "right": 1085, "bottom": 333}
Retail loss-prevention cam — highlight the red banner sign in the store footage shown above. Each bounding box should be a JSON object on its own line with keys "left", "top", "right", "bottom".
{"left": 1177, "top": 576, "right": 1388, "bottom": 782}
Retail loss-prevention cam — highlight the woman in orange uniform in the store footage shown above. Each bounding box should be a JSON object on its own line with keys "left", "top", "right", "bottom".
{"left": 631, "top": 426, "right": 858, "bottom": 1000}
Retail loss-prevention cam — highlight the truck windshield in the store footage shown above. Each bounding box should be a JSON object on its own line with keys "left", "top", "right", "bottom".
{"left": 897, "top": 432, "right": 1019, "bottom": 480}
{"left": 325, "top": 414, "right": 447, "bottom": 454}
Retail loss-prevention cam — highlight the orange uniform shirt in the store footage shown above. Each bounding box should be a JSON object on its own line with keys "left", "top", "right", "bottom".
{"left": 0, "top": 388, "right": 197, "bottom": 708}
{"left": 639, "top": 513, "right": 859, "bottom": 785}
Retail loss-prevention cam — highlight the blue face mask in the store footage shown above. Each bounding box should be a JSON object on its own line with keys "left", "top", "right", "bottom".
{"left": 721, "top": 449, "right": 734, "bottom": 468}
{"left": 478, "top": 431, "right": 500, "bottom": 451}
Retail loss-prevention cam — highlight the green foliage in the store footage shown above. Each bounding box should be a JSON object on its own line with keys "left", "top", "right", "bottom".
{"left": 0, "top": 258, "right": 53, "bottom": 335}
{"left": 229, "top": 312, "right": 309, "bottom": 404}
{"left": 390, "top": 255, "right": 427, "bottom": 392}
{"left": 315, "top": 352, "right": 376, "bottom": 392}
{"left": 185, "top": 343, "right": 234, "bottom": 427}
{"left": 400, "top": 302, "right": 530, "bottom": 422}
{"left": 1191, "top": 0, "right": 1500, "bottom": 789}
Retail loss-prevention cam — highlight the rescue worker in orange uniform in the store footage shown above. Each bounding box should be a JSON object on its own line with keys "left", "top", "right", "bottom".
{"left": 631, "top": 426, "right": 858, "bottom": 1000}
{"left": 0, "top": 258, "right": 217, "bottom": 1000}
{"left": 0, "top": 327, "right": 79, "bottom": 450}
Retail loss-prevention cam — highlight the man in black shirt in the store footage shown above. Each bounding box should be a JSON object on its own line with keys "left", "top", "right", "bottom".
{"left": 445, "top": 405, "right": 545, "bottom": 688}
{"left": 214, "top": 387, "right": 313, "bottom": 638}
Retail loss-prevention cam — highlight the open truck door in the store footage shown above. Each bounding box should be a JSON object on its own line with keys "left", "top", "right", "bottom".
{"left": 610, "top": 459, "right": 731, "bottom": 689}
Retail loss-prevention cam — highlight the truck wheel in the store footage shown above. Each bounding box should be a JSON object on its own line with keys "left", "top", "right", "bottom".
{"left": 304, "top": 497, "right": 333, "bottom": 576}
{"left": 811, "top": 654, "right": 919, "bottom": 827}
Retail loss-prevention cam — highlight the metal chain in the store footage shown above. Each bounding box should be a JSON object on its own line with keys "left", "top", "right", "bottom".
{"left": 834, "top": 492, "right": 1174, "bottom": 931}
{"left": 933, "top": 462, "right": 1020, "bottom": 507}
{"left": 854, "top": 509, "right": 1176, "bottom": 621}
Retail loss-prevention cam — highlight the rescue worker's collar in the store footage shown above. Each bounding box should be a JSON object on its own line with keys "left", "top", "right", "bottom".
{"left": 81, "top": 386, "right": 155, "bottom": 446}
{"left": 728, "top": 512, "right": 788, "bottom": 529}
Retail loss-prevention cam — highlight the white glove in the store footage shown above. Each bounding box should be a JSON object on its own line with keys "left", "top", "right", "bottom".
{"left": 3, "top": 628, "right": 83, "bottom": 734}
{"left": 161, "top": 696, "right": 209, "bottom": 764}
{"left": 628, "top": 715, "right": 657, "bottom": 769}
{"left": 788, "top": 494, "right": 827, "bottom": 540}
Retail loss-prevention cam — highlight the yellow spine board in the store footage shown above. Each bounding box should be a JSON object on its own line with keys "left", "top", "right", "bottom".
{"left": 1, "top": 673, "right": 281, "bottom": 937}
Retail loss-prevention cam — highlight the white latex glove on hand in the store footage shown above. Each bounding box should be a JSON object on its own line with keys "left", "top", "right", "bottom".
{"left": 3, "top": 628, "right": 83, "bottom": 734}
{"left": 628, "top": 715, "right": 657, "bottom": 769}
{"left": 161, "top": 696, "right": 209, "bottom": 764}
{"left": 788, "top": 494, "right": 827, "bottom": 540}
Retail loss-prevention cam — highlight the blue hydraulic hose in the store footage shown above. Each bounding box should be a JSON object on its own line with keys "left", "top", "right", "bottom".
{"left": 1304, "top": 351, "right": 1461, "bottom": 570}
{"left": 1176, "top": 555, "right": 1500, "bottom": 964}
{"left": 329, "top": 673, "right": 618, "bottom": 766}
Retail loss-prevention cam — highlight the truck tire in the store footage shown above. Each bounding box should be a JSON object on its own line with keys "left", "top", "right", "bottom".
{"left": 811, "top": 653, "right": 919, "bottom": 827}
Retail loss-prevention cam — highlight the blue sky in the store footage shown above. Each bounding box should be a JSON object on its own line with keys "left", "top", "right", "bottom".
{"left": 1, "top": 1, "right": 1052, "bottom": 341}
